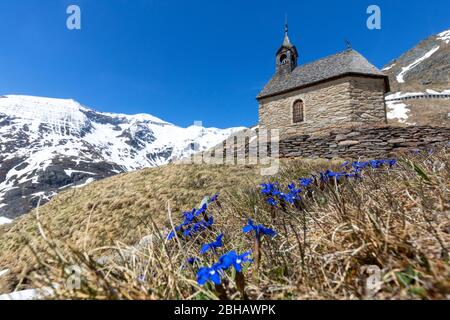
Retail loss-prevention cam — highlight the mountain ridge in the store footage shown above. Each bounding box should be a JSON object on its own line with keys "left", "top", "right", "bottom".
{"left": 0, "top": 95, "right": 244, "bottom": 219}
{"left": 383, "top": 28, "right": 450, "bottom": 126}
{"left": 383, "top": 28, "right": 450, "bottom": 92}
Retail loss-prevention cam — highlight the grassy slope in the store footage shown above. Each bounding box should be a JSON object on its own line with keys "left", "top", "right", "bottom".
{"left": 0, "top": 159, "right": 331, "bottom": 290}
{"left": 1, "top": 152, "right": 448, "bottom": 299}
{"left": 0, "top": 164, "right": 264, "bottom": 269}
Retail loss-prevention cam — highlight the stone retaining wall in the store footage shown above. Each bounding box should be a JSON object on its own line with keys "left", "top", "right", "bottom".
{"left": 280, "top": 125, "right": 450, "bottom": 159}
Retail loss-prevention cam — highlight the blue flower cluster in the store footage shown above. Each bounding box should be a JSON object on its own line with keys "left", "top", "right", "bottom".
{"left": 197, "top": 251, "right": 252, "bottom": 285}
{"left": 342, "top": 159, "right": 397, "bottom": 170}
{"left": 260, "top": 182, "right": 302, "bottom": 206}
{"left": 167, "top": 193, "right": 219, "bottom": 240}
{"left": 318, "top": 170, "right": 359, "bottom": 182}
{"left": 180, "top": 159, "right": 396, "bottom": 289}
{"left": 170, "top": 194, "right": 275, "bottom": 288}
{"left": 243, "top": 219, "right": 277, "bottom": 238}
{"left": 261, "top": 158, "right": 397, "bottom": 207}
{"left": 196, "top": 217, "right": 276, "bottom": 286}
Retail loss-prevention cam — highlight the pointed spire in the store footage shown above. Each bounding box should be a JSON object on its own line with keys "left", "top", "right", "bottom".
{"left": 282, "top": 14, "right": 293, "bottom": 48}
{"left": 285, "top": 14, "right": 289, "bottom": 35}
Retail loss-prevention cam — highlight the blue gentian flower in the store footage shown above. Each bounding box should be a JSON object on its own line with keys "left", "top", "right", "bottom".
{"left": 217, "top": 251, "right": 252, "bottom": 272}
{"left": 299, "top": 177, "right": 313, "bottom": 187}
{"left": 284, "top": 183, "right": 301, "bottom": 203}
{"left": 262, "top": 182, "right": 301, "bottom": 206}
{"left": 203, "top": 216, "right": 214, "bottom": 227}
{"left": 201, "top": 234, "right": 224, "bottom": 254}
{"left": 352, "top": 161, "right": 369, "bottom": 170}
{"left": 197, "top": 266, "right": 222, "bottom": 285}
{"left": 182, "top": 226, "right": 194, "bottom": 237}
{"left": 372, "top": 160, "right": 381, "bottom": 168}
{"left": 167, "top": 224, "right": 184, "bottom": 240}
{"left": 209, "top": 193, "right": 219, "bottom": 203}
{"left": 260, "top": 183, "right": 281, "bottom": 196}
{"left": 195, "top": 203, "right": 208, "bottom": 216}
{"left": 324, "top": 170, "right": 348, "bottom": 181}
{"left": 348, "top": 159, "right": 396, "bottom": 172}
{"left": 182, "top": 208, "right": 196, "bottom": 225}
{"left": 166, "top": 193, "right": 221, "bottom": 241}
{"left": 281, "top": 191, "right": 298, "bottom": 204}
{"left": 383, "top": 159, "right": 397, "bottom": 166}
{"left": 179, "top": 216, "right": 214, "bottom": 238}
{"left": 167, "top": 231, "right": 176, "bottom": 240}
{"left": 260, "top": 183, "right": 275, "bottom": 194}
{"left": 243, "top": 219, "right": 277, "bottom": 238}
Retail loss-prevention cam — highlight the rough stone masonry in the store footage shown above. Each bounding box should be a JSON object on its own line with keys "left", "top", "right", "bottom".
{"left": 280, "top": 125, "right": 450, "bottom": 159}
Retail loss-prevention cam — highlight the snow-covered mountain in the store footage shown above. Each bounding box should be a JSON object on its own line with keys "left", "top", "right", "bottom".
{"left": 0, "top": 95, "right": 244, "bottom": 219}
{"left": 383, "top": 29, "right": 450, "bottom": 126}
{"left": 383, "top": 29, "right": 450, "bottom": 92}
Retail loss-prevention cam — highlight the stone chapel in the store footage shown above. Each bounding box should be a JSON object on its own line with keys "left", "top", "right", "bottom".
{"left": 257, "top": 25, "right": 391, "bottom": 137}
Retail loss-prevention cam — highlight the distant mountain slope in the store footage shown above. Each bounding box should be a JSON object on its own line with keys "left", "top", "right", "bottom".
{"left": 383, "top": 29, "right": 450, "bottom": 92}
{"left": 383, "top": 29, "right": 450, "bottom": 126}
{"left": 0, "top": 95, "right": 244, "bottom": 219}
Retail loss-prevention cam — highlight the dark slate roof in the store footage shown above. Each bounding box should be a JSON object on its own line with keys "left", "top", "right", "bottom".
{"left": 257, "top": 49, "right": 388, "bottom": 99}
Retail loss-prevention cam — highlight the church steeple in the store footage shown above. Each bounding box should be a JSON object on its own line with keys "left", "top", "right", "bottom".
{"left": 276, "top": 16, "right": 298, "bottom": 75}
{"left": 282, "top": 15, "right": 292, "bottom": 47}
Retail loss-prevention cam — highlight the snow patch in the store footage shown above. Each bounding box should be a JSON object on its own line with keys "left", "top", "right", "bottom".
{"left": 0, "top": 95, "right": 88, "bottom": 134}
{"left": 437, "top": 30, "right": 450, "bottom": 44}
{"left": 99, "top": 111, "right": 169, "bottom": 126}
{"left": 396, "top": 46, "right": 440, "bottom": 83}
{"left": 64, "top": 169, "right": 96, "bottom": 177}
{"left": 386, "top": 101, "right": 410, "bottom": 123}
{"left": 0, "top": 287, "right": 54, "bottom": 300}
{"left": 73, "top": 178, "right": 95, "bottom": 189}
{"left": 382, "top": 63, "right": 395, "bottom": 71}
{"left": 0, "top": 216, "right": 13, "bottom": 225}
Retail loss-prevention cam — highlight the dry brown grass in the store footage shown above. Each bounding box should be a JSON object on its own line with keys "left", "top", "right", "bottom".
{"left": 0, "top": 158, "right": 334, "bottom": 293}
{"left": 0, "top": 164, "right": 258, "bottom": 291}
{"left": 1, "top": 150, "right": 448, "bottom": 300}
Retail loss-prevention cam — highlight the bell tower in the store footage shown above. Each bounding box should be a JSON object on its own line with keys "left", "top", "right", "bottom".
{"left": 276, "top": 18, "right": 298, "bottom": 75}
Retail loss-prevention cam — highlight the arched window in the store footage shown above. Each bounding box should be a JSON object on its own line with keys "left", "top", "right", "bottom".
{"left": 293, "top": 100, "right": 304, "bottom": 123}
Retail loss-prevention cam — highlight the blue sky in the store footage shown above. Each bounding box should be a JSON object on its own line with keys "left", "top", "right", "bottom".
{"left": 0, "top": 0, "right": 448, "bottom": 128}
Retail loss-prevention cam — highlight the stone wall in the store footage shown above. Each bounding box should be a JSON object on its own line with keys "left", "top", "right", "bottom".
{"left": 258, "top": 75, "right": 387, "bottom": 138}
{"left": 280, "top": 125, "right": 450, "bottom": 159}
